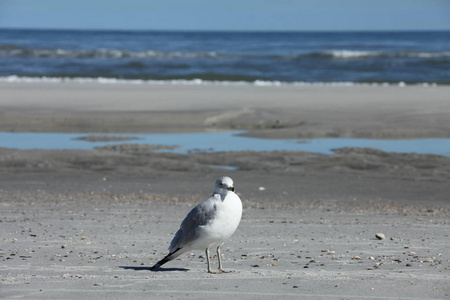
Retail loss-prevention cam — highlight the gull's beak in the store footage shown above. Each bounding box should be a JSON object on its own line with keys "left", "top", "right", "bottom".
{"left": 227, "top": 187, "right": 235, "bottom": 192}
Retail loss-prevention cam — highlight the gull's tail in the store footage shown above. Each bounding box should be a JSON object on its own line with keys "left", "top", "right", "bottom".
{"left": 150, "top": 248, "right": 182, "bottom": 271}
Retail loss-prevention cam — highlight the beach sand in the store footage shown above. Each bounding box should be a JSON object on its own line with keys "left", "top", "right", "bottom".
{"left": 2, "top": 82, "right": 450, "bottom": 138}
{"left": 1, "top": 82, "right": 449, "bottom": 299}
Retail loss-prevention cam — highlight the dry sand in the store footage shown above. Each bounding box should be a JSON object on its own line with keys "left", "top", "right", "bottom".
{"left": 1, "top": 82, "right": 450, "bottom": 138}
{"left": 1, "top": 82, "right": 450, "bottom": 299}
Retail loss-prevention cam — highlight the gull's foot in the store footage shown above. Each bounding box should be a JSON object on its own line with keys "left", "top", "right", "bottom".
{"left": 207, "top": 269, "right": 235, "bottom": 274}
{"left": 217, "top": 269, "right": 235, "bottom": 273}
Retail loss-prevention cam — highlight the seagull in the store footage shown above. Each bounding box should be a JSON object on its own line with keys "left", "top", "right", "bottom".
{"left": 150, "top": 176, "right": 242, "bottom": 273}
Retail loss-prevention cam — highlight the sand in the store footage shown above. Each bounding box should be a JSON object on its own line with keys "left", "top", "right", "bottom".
{"left": 2, "top": 82, "right": 450, "bottom": 138}
{"left": 1, "top": 82, "right": 450, "bottom": 299}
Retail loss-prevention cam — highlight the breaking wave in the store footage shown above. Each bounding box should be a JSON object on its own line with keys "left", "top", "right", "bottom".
{"left": 0, "top": 75, "right": 439, "bottom": 87}
{"left": 0, "top": 45, "right": 223, "bottom": 59}
{"left": 1, "top": 44, "right": 450, "bottom": 61}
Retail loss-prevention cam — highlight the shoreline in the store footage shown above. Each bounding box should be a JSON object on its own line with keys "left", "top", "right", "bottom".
{"left": 1, "top": 75, "right": 442, "bottom": 86}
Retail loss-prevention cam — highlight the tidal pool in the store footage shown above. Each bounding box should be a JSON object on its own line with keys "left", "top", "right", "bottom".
{"left": 0, "top": 131, "right": 449, "bottom": 157}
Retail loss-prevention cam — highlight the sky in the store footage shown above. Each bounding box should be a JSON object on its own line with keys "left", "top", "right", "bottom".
{"left": 0, "top": 0, "right": 449, "bottom": 31}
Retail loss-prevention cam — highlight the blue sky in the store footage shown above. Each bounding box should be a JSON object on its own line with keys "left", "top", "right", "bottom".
{"left": 0, "top": 0, "right": 449, "bottom": 31}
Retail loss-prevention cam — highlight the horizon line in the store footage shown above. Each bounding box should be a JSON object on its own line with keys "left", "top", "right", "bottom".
{"left": 1, "top": 26, "right": 450, "bottom": 33}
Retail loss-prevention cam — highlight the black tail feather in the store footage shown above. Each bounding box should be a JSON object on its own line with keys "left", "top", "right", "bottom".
{"left": 150, "top": 248, "right": 182, "bottom": 271}
{"left": 150, "top": 255, "right": 172, "bottom": 270}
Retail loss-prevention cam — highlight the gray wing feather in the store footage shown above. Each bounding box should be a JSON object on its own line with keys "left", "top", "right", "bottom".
{"left": 169, "top": 195, "right": 218, "bottom": 253}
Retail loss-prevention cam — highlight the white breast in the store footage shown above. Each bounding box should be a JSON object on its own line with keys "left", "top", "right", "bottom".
{"left": 192, "top": 192, "right": 242, "bottom": 250}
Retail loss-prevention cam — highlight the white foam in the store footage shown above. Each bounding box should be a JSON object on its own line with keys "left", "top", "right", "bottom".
{"left": 412, "top": 52, "right": 450, "bottom": 58}
{"left": 0, "top": 75, "right": 440, "bottom": 88}
{"left": 322, "top": 50, "right": 450, "bottom": 59}
{"left": 0, "top": 45, "right": 224, "bottom": 60}
{"left": 326, "top": 50, "right": 380, "bottom": 58}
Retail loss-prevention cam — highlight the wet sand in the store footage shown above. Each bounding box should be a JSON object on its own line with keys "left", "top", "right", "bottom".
{"left": 1, "top": 82, "right": 450, "bottom": 299}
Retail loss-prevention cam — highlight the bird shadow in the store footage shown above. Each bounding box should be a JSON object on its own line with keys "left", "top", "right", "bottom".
{"left": 119, "top": 266, "right": 189, "bottom": 272}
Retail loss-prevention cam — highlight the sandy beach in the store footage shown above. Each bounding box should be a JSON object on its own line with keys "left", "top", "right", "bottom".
{"left": 1, "top": 82, "right": 450, "bottom": 299}
{"left": 2, "top": 82, "right": 450, "bottom": 138}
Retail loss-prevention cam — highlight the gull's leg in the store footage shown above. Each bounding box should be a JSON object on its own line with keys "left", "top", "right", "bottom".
{"left": 206, "top": 248, "right": 212, "bottom": 273}
{"left": 217, "top": 245, "right": 223, "bottom": 271}
{"left": 217, "top": 245, "right": 234, "bottom": 273}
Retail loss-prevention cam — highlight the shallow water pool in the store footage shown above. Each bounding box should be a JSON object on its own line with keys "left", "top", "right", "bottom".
{"left": 0, "top": 131, "right": 449, "bottom": 157}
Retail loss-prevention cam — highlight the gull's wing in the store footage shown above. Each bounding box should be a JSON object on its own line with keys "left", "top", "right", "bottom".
{"left": 168, "top": 194, "right": 219, "bottom": 253}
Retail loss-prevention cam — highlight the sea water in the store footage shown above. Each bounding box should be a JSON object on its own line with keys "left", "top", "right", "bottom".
{"left": 1, "top": 29, "right": 449, "bottom": 84}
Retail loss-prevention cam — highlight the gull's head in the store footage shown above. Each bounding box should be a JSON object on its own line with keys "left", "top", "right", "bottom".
{"left": 214, "top": 176, "right": 234, "bottom": 194}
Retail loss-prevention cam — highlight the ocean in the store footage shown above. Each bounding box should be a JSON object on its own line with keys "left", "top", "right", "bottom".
{"left": 0, "top": 29, "right": 449, "bottom": 85}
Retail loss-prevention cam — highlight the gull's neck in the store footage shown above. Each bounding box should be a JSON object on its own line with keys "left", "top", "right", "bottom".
{"left": 214, "top": 188, "right": 231, "bottom": 201}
